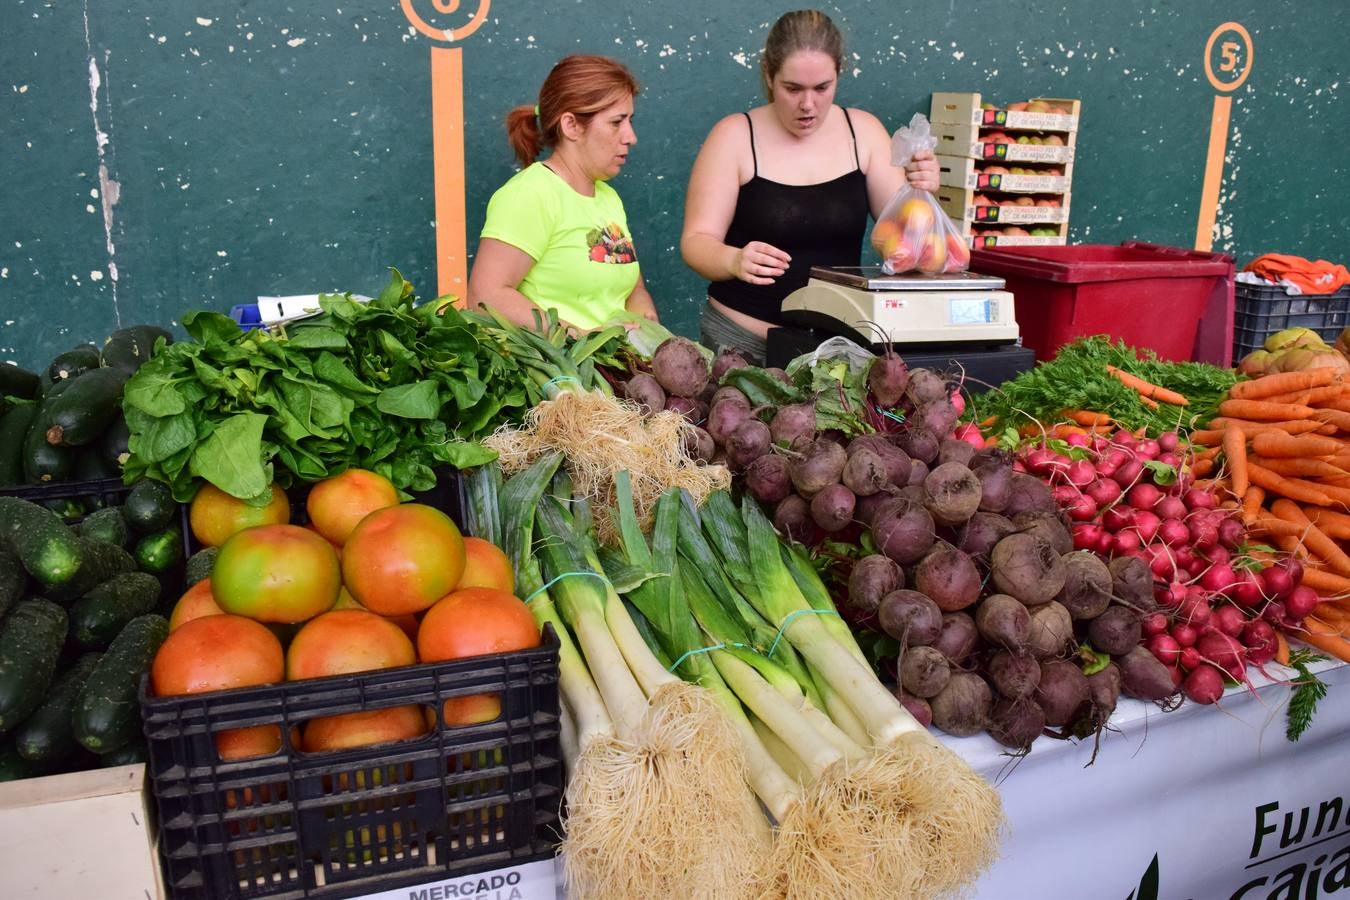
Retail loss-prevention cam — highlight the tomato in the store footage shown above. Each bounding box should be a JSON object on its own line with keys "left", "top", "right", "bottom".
{"left": 342, "top": 504, "right": 465, "bottom": 617}
{"left": 189, "top": 483, "right": 290, "bottom": 548}
{"left": 151, "top": 614, "right": 285, "bottom": 697}
{"left": 168, "top": 579, "right": 224, "bottom": 632}
{"left": 306, "top": 468, "right": 400, "bottom": 545}
{"left": 286, "top": 609, "right": 416, "bottom": 681}
{"left": 455, "top": 537, "right": 514, "bottom": 594}
{"left": 214, "top": 524, "right": 341, "bottom": 624}
{"left": 302, "top": 705, "right": 429, "bottom": 752}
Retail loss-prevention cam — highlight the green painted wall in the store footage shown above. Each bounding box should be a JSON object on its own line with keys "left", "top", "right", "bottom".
{"left": 2, "top": 1, "right": 1345, "bottom": 368}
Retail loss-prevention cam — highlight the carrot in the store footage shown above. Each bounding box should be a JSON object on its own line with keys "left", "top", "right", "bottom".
{"left": 1105, "top": 365, "right": 1189, "bottom": 406}
{"left": 1302, "top": 506, "right": 1350, "bottom": 541}
{"left": 1188, "top": 429, "right": 1226, "bottom": 447}
{"left": 1246, "top": 463, "right": 1336, "bottom": 506}
{"left": 1299, "top": 567, "right": 1350, "bottom": 597}
{"left": 1308, "top": 482, "right": 1350, "bottom": 509}
{"left": 1192, "top": 457, "right": 1215, "bottom": 477}
{"left": 1227, "top": 368, "right": 1342, "bottom": 400}
{"left": 1290, "top": 384, "right": 1348, "bottom": 407}
{"left": 1204, "top": 418, "right": 1326, "bottom": 437}
{"left": 1296, "top": 628, "right": 1350, "bottom": 663}
{"left": 1275, "top": 630, "right": 1291, "bottom": 667}
{"left": 1313, "top": 408, "right": 1350, "bottom": 432}
{"left": 1249, "top": 517, "right": 1308, "bottom": 538}
{"left": 979, "top": 415, "right": 998, "bottom": 428}
{"left": 1049, "top": 423, "right": 1088, "bottom": 440}
{"left": 1222, "top": 424, "right": 1248, "bottom": 497}
{"left": 1270, "top": 499, "right": 1350, "bottom": 577}
{"left": 1245, "top": 456, "right": 1349, "bottom": 479}
{"left": 1322, "top": 395, "right": 1350, "bottom": 415}
{"left": 1250, "top": 431, "right": 1347, "bottom": 458}
{"left": 1241, "top": 485, "right": 1266, "bottom": 524}
{"left": 1217, "top": 399, "right": 1318, "bottom": 421}
{"left": 1061, "top": 409, "right": 1113, "bottom": 428}
{"left": 1138, "top": 394, "right": 1159, "bottom": 410}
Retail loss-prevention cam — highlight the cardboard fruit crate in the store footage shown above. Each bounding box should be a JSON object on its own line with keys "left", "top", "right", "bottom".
{"left": 933, "top": 122, "right": 1076, "bottom": 164}
{"left": 937, "top": 155, "right": 1072, "bottom": 194}
{"left": 931, "top": 92, "right": 1081, "bottom": 132}
{"left": 969, "top": 223, "right": 1069, "bottom": 248}
{"left": 936, "top": 187, "right": 1070, "bottom": 233}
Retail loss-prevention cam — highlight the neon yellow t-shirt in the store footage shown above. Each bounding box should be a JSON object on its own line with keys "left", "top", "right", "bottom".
{"left": 479, "top": 162, "right": 641, "bottom": 331}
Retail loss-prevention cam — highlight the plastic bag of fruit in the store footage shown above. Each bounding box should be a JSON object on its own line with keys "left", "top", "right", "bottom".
{"left": 871, "top": 113, "right": 971, "bottom": 275}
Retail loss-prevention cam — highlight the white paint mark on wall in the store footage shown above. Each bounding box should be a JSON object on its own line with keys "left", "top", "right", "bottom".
{"left": 83, "top": 0, "right": 121, "bottom": 325}
{"left": 90, "top": 270, "right": 103, "bottom": 281}
{"left": 196, "top": 17, "right": 213, "bottom": 27}
{"left": 287, "top": 37, "right": 306, "bottom": 48}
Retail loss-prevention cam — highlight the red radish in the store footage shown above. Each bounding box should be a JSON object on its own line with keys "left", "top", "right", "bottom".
{"left": 1178, "top": 594, "right": 1212, "bottom": 628}
{"left": 1142, "top": 612, "right": 1170, "bottom": 637}
{"left": 1154, "top": 582, "right": 1186, "bottom": 610}
{"left": 1132, "top": 510, "right": 1161, "bottom": 542}
{"left": 1211, "top": 604, "right": 1248, "bottom": 638}
{"left": 1230, "top": 569, "right": 1263, "bottom": 609}
{"left": 1167, "top": 664, "right": 1184, "bottom": 689}
{"left": 1095, "top": 531, "right": 1115, "bottom": 555}
{"left": 1148, "top": 547, "right": 1177, "bottom": 579}
{"left": 1241, "top": 619, "right": 1278, "bottom": 666}
{"left": 1154, "top": 495, "right": 1187, "bottom": 521}
{"left": 1157, "top": 431, "right": 1180, "bottom": 453}
{"left": 1065, "top": 431, "right": 1091, "bottom": 448}
{"left": 1157, "top": 451, "right": 1182, "bottom": 469}
{"left": 1197, "top": 631, "right": 1247, "bottom": 679}
{"left": 1052, "top": 484, "right": 1081, "bottom": 506}
{"left": 1261, "top": 601, "right": 1287, "bottom": 625}
{"left": 1147, "top": 633, "right": 1182, "bottom": 666}
{"left": 1090, "top": 435, "right": 1110, "bottom": 454}
{"left": 1102, "top": 505, "right": 1133, "bottom": 532}
{"left": 1112, "top": 531, "right": 1141, "bottom": 555}
{"left": 1218, "top": 517, "right": 1246, "bottom": 549}
{"left": 1128, "top": 483, "right": 1163, "bottom": 510}
{"left": 1135, "top": 439, "right": 1161, "bottom": 460}
{"left": 1113, "top": 429, "right": 1138, "bottom": 447}
{"left": 1184, "top": 488, "right": 1218, "bottom": 511}
{"left": 1188, "top": 519, "right": 1219, "bottom": 550}
{"left": 1113, "top": 459, "right": 1145, "bottom": 489}
{"left": 1024, "top": 447, "right": 1060, "bottom": 475}
{"left": 1013, "top": 460, "right": 1027, "bottom": 473}
{"left": 1066, "top": 494, "right": 1099, "bottom": 522}
{"left": 1178, "top": 646, "right": 1203, "bottom": 670}
{"left": 1157, "top": 519, "right": 1190, "bottom": 546}
{"left": 949, "top": 389, "right": 966, "bottom": 416}
{"left": 1183, "top": 665, "right": 1225, "bottom": 704}
{"left": 1201, "top": 564, "right": 1238, "bottom": 596}
{"left": 1204, "top": 545, "right": 1231, "bottom": 567}
{"left": 1086, "top": 478, "right": 1122, "bottom": 507}
{"left": 953, "top": 422, "right": 984, "bottom": 447}
{"left": 1098, "top": 449, "right": 1129, "bottom": 477}
{"left": 1073, "top": 523, "right": 1105, "bottom": 551}
{"left": 1259, "top": 565, "right": 1295, "bottom": 601}
{"left": 1284, "top": 585, "right": 1320, "bottom": 621}
{"left": 1283, "top": 558, "right": 1305, "bottom": 586}
{"left": 1065, "top": 459, "right": 1096, "bottom": 487}
{"left": 1171, "top": 622, "right": 1199, "bottom": 647}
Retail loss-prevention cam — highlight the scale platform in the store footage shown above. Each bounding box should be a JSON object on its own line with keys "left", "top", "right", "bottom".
{"left": 780, "top": 265, "right": 1018, "bottom": 350}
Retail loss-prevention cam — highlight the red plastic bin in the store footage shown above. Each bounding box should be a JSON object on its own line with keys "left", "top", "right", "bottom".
{"left": 969, "top": 241, "right": 1236, "bottom": 365}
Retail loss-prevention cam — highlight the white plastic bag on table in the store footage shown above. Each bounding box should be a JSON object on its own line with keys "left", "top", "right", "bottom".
{"left": 784, "top": 335, "right": 876, "bottom": 380}
{"left": 871, "top": 113, "right": 972, "bottom": 275}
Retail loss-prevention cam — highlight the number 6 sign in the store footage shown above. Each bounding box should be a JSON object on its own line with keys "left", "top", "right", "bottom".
{"left": 1195, "top": 22, "right": 1254, "bottom": 252}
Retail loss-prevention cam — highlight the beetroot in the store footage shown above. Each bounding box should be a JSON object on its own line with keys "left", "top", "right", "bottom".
{"left": 788, "top": 440, "right": 847, "bottom": 497}
{"left": 842, "top": 448, "right": 889, "bottom": 497}
{"left": 870, "top": 499, "right": 937, "bottom": 566}
{"left": 1119, "top": 645, "right": 1179, "bottom": 700}
{"left": 1089, "top": 606, "right": 1143, "bottom": 656}
{"left": 991, "top": 534, "right": 1067, "bottom": 606}
{"left": 897, "top": 426, "right": 941, "bottom": 465}
{"left": 651, "top": 336, "right": 710, "bottom": 398}
{"left": 1034, "top": 660, "right": 1090, "bottom": 726}
{"left": 906, "top": 458, "right": 929, "bottom": 487}
{"left": 765, "top": 366, "right": 793, "bottom": 386}
{"left": 769, "top": 402, "right": 817, "bottom": 449}
{"left": 988, "top": 697, "right": 1046, "bottom": 750}
{"left": 974, "top": 593, "right": 1031, "bottom": 649}
{"left": 914, "top": 545, "right": 981, "bottom": 612}
{"left": 1025, "top": 601, "right": 1074, "bottom": 658}
{"left": 868, "top": 353, "right": 910, "bottom": 408}
{"left": 744, "top": 454, "right": 792, "bottom": 504}
{"left": 772, "top": 494, "right": 813, "bottom": 542}
{"left": 1085, "top": 663, "right": 1122, "bottom": 725}
{"left": 1012, "top": 510, "right": 1073, "bottom": 556}
{"left": 727, "top": 418, "right": 772, "bottom": 469}
{"left": 710, "top": 385, "right": 750, "bottom": 410}
{"left": 900, "top": 646, "right": 951, "bottom": 698}
{"left": 810, "top": 483, "right": 856, "bottom": 532}
{"left": 664, "top": 395, "right": 706, "bottom": 424}
{"left": 938, "top": 437, "right": 978, "bottom": 468}
{"left": 1055, "top": 552, "right": 1113, "bottom": 620}
{"left": 932, "top": 611, "right": 980, "bottom": 665}
{"left": 896, "top": 690, "right": 933, "bottom": 728}
{"left": 711, "top": 348, "right": 750, "bottom": 380}
{"left": 914, "top": 400, "right": 960, "bottom": 438}
{"left": 957, "top": 512, "right": 1015, "bottom": 562}
{"left": 706, "top": 398, "right": 751, "bottom": 445}
{"left": 1003, "top": 473, "right": 1057, "bottom": 518}
{"left": 855, "top": 491, "right": 891, "bottom": 529}
{"left": 929, "top": 672, "right": 992, "bottom": 737}
{"left": 904, "top": 367, "right": 947, "bottom": 406}
{"left": 971, "top": 449, "right": 1015, "bottom": 512}
{"left": 624, "top": 373, "right": 666, "bottom": 415}
{"left": 682, "top": 426, "right": 715, "bottom": 463}
{"left": 846, "top": 555, "right": 904, "bottom": 619}
{"left": 986, "top": 651, "right": 1041, "bottom": 700}
{"left": 877, "top": 590, "right": 943, "bottom": 646}
{"left": 924, "top": 462, "right": 983, "bottom": 527}
{"left": 1109, "top": 556, "right": 1154, "bottom": 610}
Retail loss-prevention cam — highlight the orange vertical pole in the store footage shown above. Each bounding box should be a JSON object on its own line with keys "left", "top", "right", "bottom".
{"left": 1194, "top": 95, "right": 1232, "bottom": 253}
{"left": 430, "top": 45, "right": 467, "bottom": 300}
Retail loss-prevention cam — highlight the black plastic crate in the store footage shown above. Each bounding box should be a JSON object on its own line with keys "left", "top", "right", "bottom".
{"left": 141, "top": 631, "right": 562, "bottom": 899}
{"left": 1232, "top": 281, "right": 1350, "bottom": 359}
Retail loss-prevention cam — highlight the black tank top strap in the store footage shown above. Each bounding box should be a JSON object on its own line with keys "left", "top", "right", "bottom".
{"left": 841, "top": 107, "right": 861, "bottom": 170}
{"left": 742, "top": 111, "right": 758, "bottom": 176}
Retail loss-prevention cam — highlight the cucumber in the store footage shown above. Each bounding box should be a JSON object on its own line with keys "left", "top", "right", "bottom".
{"left": 184, "top": 546, "right": 218, "bottom": 588}
{"left": 14, "top": 652, "right": 101, "bottom": 761}
{"left": 0, "top": 549, "right": 25, "bottom": 620}
{"left": 0, "top": 401, "right": 38, "bottom": 486}
{"left": 123, "top": 479, "right": 177, "bottom": 533}
{"left": 100, "top": 741, "right": 147, "bottom": 766}
{"left": 0, "top": 599, "right": 69, "bottom": 733}
{"left": 101, "top": 326, "right": 172, "bottom": 376}
{"left": 0, "top": 363, "right": 40, "bottom": 400}
{"left": 79, "top": 508, "right": 129, "bottom": 548}
{"left": 46, "top": 345, "right": 102, "bottom": 384}
{"left": 47, "top": 539, "right": 136, "bottom": 604}
{"left": 22, "top": 411, "right": 73, "bottom": 483}
{"left": 133, "top": 527, "right": 183, "bottom": 574}
{"left": 99, "top": 416, "right": 131, "bottom": 470}
{"left": 42, "top": 367, "right": 128, "bottom": 447}
{"left": 71, "top": 572, "right": 161, "bottom": 648}
{"left": 73, "top": 613, "right": 168, "bottom": 754}
{"left": 0, "top": 497, "right": 84, "bottom": 586}
{"left": 42, "top": 496, "right": 94, "bottom": 521}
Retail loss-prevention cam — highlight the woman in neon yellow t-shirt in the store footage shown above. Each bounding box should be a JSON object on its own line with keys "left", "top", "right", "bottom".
{"left": 469, "top": 55, "right": 659, "bottom": 331}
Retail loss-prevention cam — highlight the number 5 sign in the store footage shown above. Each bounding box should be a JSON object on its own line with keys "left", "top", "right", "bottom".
{"left": 1194, "top": 22, "right": 1254, "bottom": 252}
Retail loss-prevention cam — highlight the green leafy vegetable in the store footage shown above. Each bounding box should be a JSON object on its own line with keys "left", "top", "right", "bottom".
{"left": 1286, "top": 648, "right": 1328, "bottom": 742}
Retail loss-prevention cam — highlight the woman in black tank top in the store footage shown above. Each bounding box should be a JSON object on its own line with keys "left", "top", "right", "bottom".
{"left": 680, "top": 10, "right": 939, "bottom": 361}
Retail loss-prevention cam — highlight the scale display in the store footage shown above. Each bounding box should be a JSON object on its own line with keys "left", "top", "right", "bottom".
{"left": 949, "top": 297, "right": 999, "bottom": 326}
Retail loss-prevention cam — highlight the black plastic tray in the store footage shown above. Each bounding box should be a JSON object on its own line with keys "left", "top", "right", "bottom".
{"left": 1233, "top": 282, "right": 1350, "bottom": 359}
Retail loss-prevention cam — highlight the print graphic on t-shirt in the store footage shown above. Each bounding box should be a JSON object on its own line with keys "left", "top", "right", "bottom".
{"left": 586, "top": 222, "right": 637, "bottom": 264}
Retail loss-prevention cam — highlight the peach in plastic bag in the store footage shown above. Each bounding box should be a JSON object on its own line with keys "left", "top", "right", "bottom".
{"left": 871, "top": 113, "right": 971, "bottom": 275}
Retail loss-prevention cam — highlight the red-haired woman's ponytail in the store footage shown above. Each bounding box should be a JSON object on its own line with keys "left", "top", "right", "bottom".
{"left": 505, "top": 105, "right": 542, "bottom": 168}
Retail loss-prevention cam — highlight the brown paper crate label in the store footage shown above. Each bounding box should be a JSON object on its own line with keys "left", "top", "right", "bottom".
{"left": 977, "top": 142, "right": 1074, "bottom": 163}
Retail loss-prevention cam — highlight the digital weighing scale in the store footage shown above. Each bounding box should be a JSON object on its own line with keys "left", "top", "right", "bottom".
{"left": 780, "top": 265, "right": 1018, "bottom": 350}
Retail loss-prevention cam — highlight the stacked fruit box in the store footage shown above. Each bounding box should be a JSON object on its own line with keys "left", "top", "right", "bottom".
{"left": 929, "top": 92, "right": 1080, "bottom": 248}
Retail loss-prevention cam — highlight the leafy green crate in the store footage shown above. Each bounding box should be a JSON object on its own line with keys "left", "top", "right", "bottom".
{"left": 140, "top": 632, "right": 563, "bottom": 900}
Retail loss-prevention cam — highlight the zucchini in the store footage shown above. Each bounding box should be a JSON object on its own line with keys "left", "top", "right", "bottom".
{"left": 14, "top": 652, "right": 101, "bottom": 761}
{"left": 100, "top": 740, "right": 147, "bottom": 766}
{"left": 47, "top": 539, "right": 136, "bottom": 604}
{"left": 0, "top": 746, "right": 42, "bottom": 782}
{"left": 0, "top": 363, "right": 40, "bottom": 400}
{"left": 42, "top": 367, "right": 128, "bottom": 447}
{"left": 123, "top": 478, "right": 177, "bottom": 532}
{"left": 42, "top": 496, "right": 94, "bottom": 521}
{"left": 74, "top": 444, "right": 120, "bottom": 481}
{"left": 0, "top": 497, "right": 84, "bottom": 586}
{"left": 0, "top": 401, "right": 38, "bottom": 487}
{"left": 101, "top": 326, "right": 172, "bottom": 376}
{"left": 184, "top": 546, "right": 218, "bottom": 588}
{"left": 71, "top": 572, "right": 161, "bottom": 648}
{"left": 0, "top": 549, "right": 25, "bottom": 620}
{"left": 46, "top": 345, "right": 101, "bottom": 383}
{"left": 0, "top": 599, "right": 68, "bottom": 733}
{"left": 79, "top": 508, "right": 129, "bottom": 548}
{"left": 22, "top": 410, "right": 73, "bottom": 483}
{"left": 133, "top": 527, "right": 183, "bottom": 574}
{"left": 73, "top": 613, "right": 168, "bottom": 754}
{"left": 99, "top": 416, "right": 131, "bottom": 470}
